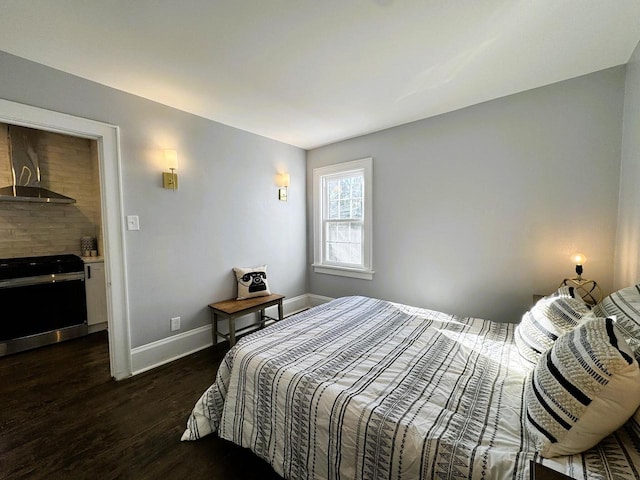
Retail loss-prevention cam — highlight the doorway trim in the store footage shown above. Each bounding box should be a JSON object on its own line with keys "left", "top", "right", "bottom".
{"left": 0, "top": 98, "right": 132, "bottom": 379}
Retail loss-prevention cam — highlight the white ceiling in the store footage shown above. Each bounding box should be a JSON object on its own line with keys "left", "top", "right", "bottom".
{"left": 1, "top": 1, "right": 639, "bottom": 150}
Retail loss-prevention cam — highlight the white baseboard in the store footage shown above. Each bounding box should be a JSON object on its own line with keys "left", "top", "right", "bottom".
{"left": 88, "top": 322, "right": 107, "bottom": 334}
{"left": 130, "top": 293, "right": 333, "bottom": 376}
{"left": 131, "top": 323, "right": 212, "bottom": 375}
{"left": 308, "top": 293, "right": 334, "bottom": 308}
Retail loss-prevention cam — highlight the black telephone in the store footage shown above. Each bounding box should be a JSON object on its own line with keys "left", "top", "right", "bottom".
{"left": 240, "top": 271, "right": 267, "bottom": 293}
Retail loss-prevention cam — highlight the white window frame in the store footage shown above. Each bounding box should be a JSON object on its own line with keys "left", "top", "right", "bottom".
{"left": 312, "top": 157, "right": 374, "bottom": 280}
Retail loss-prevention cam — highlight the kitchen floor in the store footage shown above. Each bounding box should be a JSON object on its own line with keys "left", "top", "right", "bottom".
{"left": 0, "top": 332, "right": 282, "bottom": 480}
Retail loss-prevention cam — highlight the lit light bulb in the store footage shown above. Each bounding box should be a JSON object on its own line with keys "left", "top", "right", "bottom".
{"left": 571, "top": 253, "right": 586, "bottom": 280}
{"left": 571, "top": 253, "right": 586, "bottom": 265}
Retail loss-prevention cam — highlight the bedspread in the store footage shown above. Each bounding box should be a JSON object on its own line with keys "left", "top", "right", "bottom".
{"left": 182, "top": 296, "right": 640, "bottom": 480}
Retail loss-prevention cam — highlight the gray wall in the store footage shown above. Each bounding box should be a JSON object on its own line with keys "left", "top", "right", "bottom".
{"left": 307, "top": 67, "right": 625, "bottom": 323}
{"left": 616, "top": 40, "right": 640, "bottom": 289}
{"left": 0, "top": 48, "right": 630, "bottom": 340}
{"left": 0, "top": 51, "right": 307, "bottom": 348}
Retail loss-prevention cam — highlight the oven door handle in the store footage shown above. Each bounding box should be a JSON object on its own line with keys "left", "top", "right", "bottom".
{"left": 0, "top": 272, "right": 85, "bottom": 288}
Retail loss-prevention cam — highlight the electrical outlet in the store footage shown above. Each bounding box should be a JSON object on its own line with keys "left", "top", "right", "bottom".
{"left": 126, "top": 215, "right": 140, "bottom": 231}
{"left": 170, "top": 316, "right": 181, "bottom": 332}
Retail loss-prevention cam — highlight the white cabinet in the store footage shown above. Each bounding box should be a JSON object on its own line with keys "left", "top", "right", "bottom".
{"left": 84, "top": 260, "right": 107, "bottom": 326}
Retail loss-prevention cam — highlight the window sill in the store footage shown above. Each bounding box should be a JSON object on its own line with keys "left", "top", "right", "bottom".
{"left": 312, "top": 264, "right": 374, "bottom": 280}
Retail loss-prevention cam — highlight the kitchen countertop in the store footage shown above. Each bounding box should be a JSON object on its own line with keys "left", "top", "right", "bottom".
{"left": 81, "top": 256, "right": 104, "bottom": 264}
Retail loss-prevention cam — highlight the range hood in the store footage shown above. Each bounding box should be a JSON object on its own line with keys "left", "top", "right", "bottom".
{"left": 0, "top": 185, "right": 76, "bottom": 204}
{"left": 0, "top": 125, "right": 76, "bottom": 204}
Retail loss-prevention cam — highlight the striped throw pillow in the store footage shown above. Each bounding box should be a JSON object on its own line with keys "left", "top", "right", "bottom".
{"left": 525, "top": 316, "right": 640, "bottom": 458}
{"left": 592, "top": 284, "right": 640, "bottom": 361}
{"left": 515, "top": 287, "right": 591, "bottom": 364}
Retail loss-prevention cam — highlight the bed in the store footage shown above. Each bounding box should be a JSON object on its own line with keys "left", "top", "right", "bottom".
{"left": 182, "top": 295, "right": 640, "bottom": 480}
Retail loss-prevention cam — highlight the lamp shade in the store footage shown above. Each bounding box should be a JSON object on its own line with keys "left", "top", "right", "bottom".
{"left": 277, "top": 173, "right": 290, "bottom": 187}
{"left": 164, "top": 149, "right": 178, "bottom": 170}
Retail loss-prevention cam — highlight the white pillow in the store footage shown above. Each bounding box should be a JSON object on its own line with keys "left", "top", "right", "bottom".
{"left": 233, "top": 265, "right": 271, "bottom": 300}
{"left": 514, "top": 287, "right": 590, "bottom": 364}
{"left": 592, "top": 284, "right": 640, "bottom": 361}
{"left": 525, "top": 316, "right": 640, "bottom": 458}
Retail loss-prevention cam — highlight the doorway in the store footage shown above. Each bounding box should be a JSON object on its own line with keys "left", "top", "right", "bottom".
{"left": 0, "top": 98, "right": 131, "bottom": 379}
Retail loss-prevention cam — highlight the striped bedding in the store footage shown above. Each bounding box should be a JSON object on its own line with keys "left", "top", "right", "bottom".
{"left": 182, "top": 296, "right": 640, "bottom": 480}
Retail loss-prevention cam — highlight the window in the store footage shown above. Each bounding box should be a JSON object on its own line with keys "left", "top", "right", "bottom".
{"left": 312, "top": 157, "right": 373, "bottom": 280}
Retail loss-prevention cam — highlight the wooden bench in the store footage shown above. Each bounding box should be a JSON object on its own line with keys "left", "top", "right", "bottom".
{"left": 208, "top": 293, "right": 284, "bottom": 347}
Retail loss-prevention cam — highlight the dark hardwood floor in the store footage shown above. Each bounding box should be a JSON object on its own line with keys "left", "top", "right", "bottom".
{"left": 0, "top": 332, "right": 283, "bottom": 480}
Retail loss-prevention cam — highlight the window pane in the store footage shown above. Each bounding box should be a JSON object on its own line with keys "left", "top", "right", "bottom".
{"left": 326, "top": 242, "right": 336, "bottom": 262}
{"left": 324, "top": 220, "right": 363, "bottom": 266}
{"left": 328, "top": 179, "right": 340, "bottom": 201}
{"left": 351, "top": 199, "right": 362, "bottom": 219}
{"left": 351, "top": 178, "right": 363, "bottom": 198}
{"left": 326, "top": 242, "right": 352, "bottom": 263}
{"left": 340, "top": 178, "right": 351, "bottom": 197}
{"left": 339, "top": 200, "right": 350, "bottom": 219}
{"left": 325, "top": 173, "right": 365, "bottom": 221}
{"left": 327, "top": 223, "right": 337, "bottom": 242}
{"left": 350, "top": 244, "right": 362, "bottom": 264}
{"left": 338, "top": 223, "right": 349, "bottom": 241}
{"left": 329, "top": 200, "right": 339, "bottom": 219}
{"left": 326, "top": 222, "right": 350, "bottom": 242}
{"left": 350, "top": 222, "right": 362, "bottom": 243}
{"left": 341, "top": 243, "right": 352, "bottom": 262}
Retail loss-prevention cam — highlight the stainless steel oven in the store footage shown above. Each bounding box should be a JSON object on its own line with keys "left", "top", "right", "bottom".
{"left": 0, "top": 254, "right": 88, "bottom": 356}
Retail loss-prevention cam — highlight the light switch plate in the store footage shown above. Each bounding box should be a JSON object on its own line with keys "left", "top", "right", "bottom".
{"left": 126, "top": 215, "right": 140, "bottom": 231}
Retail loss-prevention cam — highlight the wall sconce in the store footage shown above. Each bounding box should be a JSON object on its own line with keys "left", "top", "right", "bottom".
{"left": 162, "top": 149, "right": 178, "bottom": 190}
{"left": 276, "top": 173, "right": 290, "bottom": 201}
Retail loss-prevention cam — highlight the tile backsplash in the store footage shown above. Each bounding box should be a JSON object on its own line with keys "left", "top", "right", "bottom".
{"left": 0, "top": 123, "right": 102, "bottom": 258}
